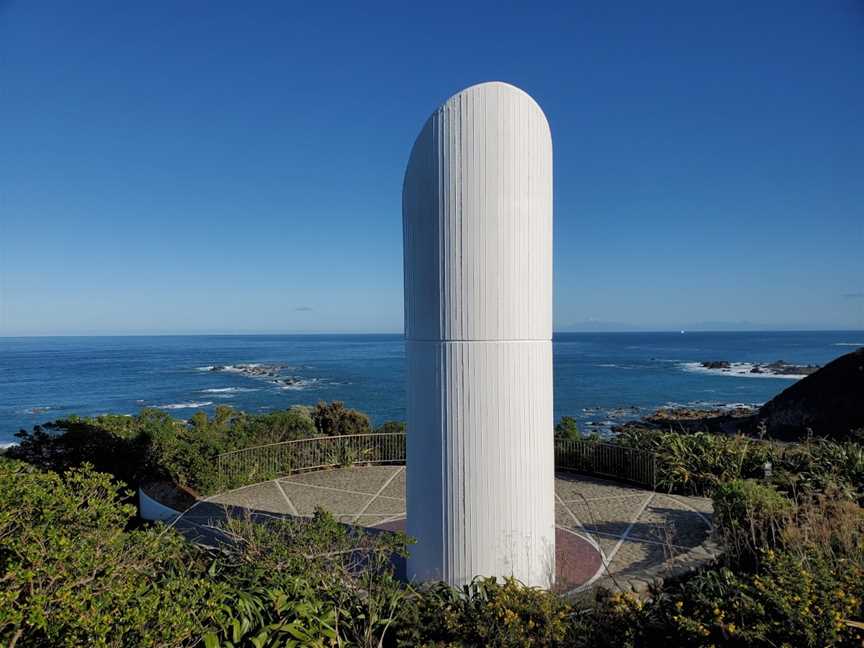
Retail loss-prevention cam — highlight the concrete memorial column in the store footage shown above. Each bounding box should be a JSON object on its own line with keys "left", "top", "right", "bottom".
{"left": 402, "top": 81, "right": 555, "bottom": 587}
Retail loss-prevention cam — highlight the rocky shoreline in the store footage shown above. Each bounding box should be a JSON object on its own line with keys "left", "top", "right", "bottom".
{"left": 612, "top": 404, "right": 759, "bottom": 436}
{"left": 615, "top": 348, "right": 863, "bottom": 441}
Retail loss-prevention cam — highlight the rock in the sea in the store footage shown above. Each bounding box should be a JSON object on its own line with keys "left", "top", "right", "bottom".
{"left": 758, "top": 347, "right": 864, "bottom": 440}
{"left": 701, "top": 361, "right": 731, "bottom": 370}
{"left": 764, "top": 360, "right": 819, "bottom": 376}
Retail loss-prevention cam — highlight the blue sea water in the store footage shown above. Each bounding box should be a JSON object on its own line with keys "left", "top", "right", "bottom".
{"left": 1, "top": 331, "right": 861, "bottom": 446}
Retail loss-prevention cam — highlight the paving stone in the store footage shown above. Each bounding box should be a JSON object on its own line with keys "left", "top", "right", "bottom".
{"left": 630, "top": 494, "right": 711, "bottom": 547}
{"left": 207, "top": 481, "right": 294, "bottom": 515}
{"left": 566, "top": 495, "right": 647, "bottom": 538}
{"left": 179, "top": 500, "right": 232, "bottom": 527}
{"left": 555, "top": 472, "right": 648, "bottom": 500}
{"left": 337, "top": 514, "right": 390, "bottom": 527}
{"left": 607, "top": 538, "right": 667, "bottom": 577}
{"left": 594, "top": 535, "right": 621, "bottom": 558}
{"left": 362, "top": 496, "right": 406, "bottom": 516}
{"left": 380, "top": 468, "right": 406, "bottom": 499}
{"left": 280, "top": 465, "right": 400, "bottom": 495}
{"left": 277, "top": 483, "right": 372, "bottom": 516}
{"left": 175, "top": 466, "right": 717, "bottom": 595}
{"left": 555, "top": 501, "right": 582, "bottom": 528}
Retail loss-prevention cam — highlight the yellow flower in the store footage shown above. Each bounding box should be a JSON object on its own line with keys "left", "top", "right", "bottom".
{"left": 675, "top": 601, "right": 684, "bottom": 609}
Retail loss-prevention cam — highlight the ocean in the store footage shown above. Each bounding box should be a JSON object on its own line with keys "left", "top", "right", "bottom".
{"left": 1, "top": 331, "right": 861, "bottom": 446}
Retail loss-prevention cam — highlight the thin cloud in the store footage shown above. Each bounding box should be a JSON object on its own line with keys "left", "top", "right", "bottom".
{"left": 295, "top": 306, "right": 314, "bottom": 311}
{"left": 842, "top": 293, "right": 864, "bottom": 300}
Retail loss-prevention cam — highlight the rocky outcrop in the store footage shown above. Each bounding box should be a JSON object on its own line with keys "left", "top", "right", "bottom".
{"left": 613, "top": 405, "right": 757, "bottom": 436}
{"left": 701, "top": 361, "right": 731, "bottom": 370}
{"left": 698, "top": 360, "right": 820, "bottom": 377}
{"left": 758, "top": 347, "right": 864, "bottom": 441}
{"left": 209, "top": 364, "right": 287, "bottom": 379}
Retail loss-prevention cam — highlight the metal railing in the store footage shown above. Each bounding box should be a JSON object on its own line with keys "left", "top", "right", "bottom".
{"left": 216, "top": 433, "right": 406, "bottom": 488}
{"left": 554, "top": 439, "right": 656, "bottom": 489}
{"left": 215, "top": 433, "right": 655, "bottom": 490}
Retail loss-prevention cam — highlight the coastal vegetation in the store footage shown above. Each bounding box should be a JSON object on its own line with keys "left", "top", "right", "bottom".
{"left": 3, "top": 432, "right": 863, "bottom": 646}
{"left": 3, "top": 371, "right": 864, "bottom": 645}
{"left": 615, "top": 426, "right": 864, "bottom": 501}
{"left": 7, "top": 401, "right": 388, "bottom": 496}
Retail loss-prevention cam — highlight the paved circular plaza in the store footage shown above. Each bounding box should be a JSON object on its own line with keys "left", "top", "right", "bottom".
{"left": 174, "top": 465, "right": 716, "bottom": 593}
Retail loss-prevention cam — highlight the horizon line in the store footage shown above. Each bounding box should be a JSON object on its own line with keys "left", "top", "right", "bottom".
{"left": 2, "top": 328, "right": 863, "bottom": 339}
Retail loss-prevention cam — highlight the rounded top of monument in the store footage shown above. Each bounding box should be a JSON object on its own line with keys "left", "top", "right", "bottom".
{"left": 402, "top": 80, "right": 553, "bottom": 342}
{"left": 441, "top": 81, "right": 542, "bottom": 107}
{"left": 433, "top": 81, "right": 550, "bottom": 133}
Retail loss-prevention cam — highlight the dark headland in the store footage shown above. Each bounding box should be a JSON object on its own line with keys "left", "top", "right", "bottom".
{"left": 616, "top": 347, "right": 864, "bottom": 442}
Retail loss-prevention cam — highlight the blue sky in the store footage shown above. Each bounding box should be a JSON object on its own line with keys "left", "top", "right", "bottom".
{"left": 1, "top": 1, "right": 862, "bottom": 335}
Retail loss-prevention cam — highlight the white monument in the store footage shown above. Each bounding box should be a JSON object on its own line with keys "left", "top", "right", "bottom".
{"left": 403, "top": 82, "right": 555, "bottom": 587}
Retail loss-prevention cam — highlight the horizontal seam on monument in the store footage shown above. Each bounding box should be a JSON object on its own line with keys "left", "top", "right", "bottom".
{"left": 406, "top": 338, "right": 551, "bottom": 343}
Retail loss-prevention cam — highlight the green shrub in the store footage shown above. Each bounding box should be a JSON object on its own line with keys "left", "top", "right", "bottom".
{"left": 780, "top": 492, "right": 864, "bottom": 565}
{"left": 205, "top": 509, "right": 412, "bottom": 647}
{"left": 614, "top": 428, "right": 863, "bottom": 501}
{"left": 774, "top": 441, "right": 864, "bottom": 503}
{"left": 661, "top": 550, "right": 864, "bottom": 647}
{"left": 2, "top": 450, "right": 863, "bottom": 647}
{"left": 311, "top": 401, "right": 372, "bottom": 437}
{"left": 394, "top": 577, "right": 574, "bottom": 647}
{"left": 0, "top": 459, "right": 416, "bottom": 647}
{"left": 614, "top": 429, "right": 775, "bottom": 496}
{"left": 0, "top": 460, "right": 220, "bottom": 646}
{"left": 713, "top": 479, "right": 792, "bottom": 567}
{"left": 10, "top": 404, "right": 336, "bottom": 495}
{"left": 202, "top": 581, "right": 339, "bottom": 648}
{"left": 554, "top": 416, "right": 582, "bottom": 441}
{"left": 376, "top": 420, "right": 406, "bottom": 435}
{"left": 576, "top": 547, "right": 864, "bottom": 648}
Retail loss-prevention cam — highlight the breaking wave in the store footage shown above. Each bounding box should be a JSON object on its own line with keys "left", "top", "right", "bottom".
{"left": 680, "top": 362, "right": 805, "bottom": 380}
{"left": 155, "top": 401, "right": 214, "bottom": 410}
{"left": 276, "top": 378, "right": 321, "bottom": 391}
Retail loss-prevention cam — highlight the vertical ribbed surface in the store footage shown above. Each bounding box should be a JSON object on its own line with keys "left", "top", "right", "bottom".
{"left": 403, "top": 82, "right": 553, "bottom": 341}
{"left": 403, "top": 82, "right": 555, "bottom": 587}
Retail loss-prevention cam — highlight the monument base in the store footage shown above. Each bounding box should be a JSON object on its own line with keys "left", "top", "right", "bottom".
{"left": 405, "top": 339, "right": 556, "bottom": 587}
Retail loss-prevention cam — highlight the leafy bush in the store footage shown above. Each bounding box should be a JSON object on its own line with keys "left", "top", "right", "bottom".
{"left": 615, "top": 428, "right": 775, "bottom": 496}
{"left": 11, "top": 404, "right": 342, "bottom": 495}
{"left": 780, "top": 492, "right": 864, "bottom": 565}
{"left": 574, "top": 483, "right": 864, "bottom": 648}
{"left": 394, "top": 577, "right": 574, "bottom": 647}
{"left": 311, "top": 401, "right": 372, "bottom": 437}
{"left": 712, "top": 479, "right": 792, "bottom": 567}
{"left": 660, "top": 548, "right": 864, "bottom": 647}
{"left": 203, "top": 509, "right": 411, "bottom": 648}
{"left": 5, "top": 403, "right": 864, "bottom": 647}
{"left": 0, "top": 458, "right": 417, "bottom": 647}
{"left": 0, "top": 459, "right": 220, "bottom": 646}
{"left": 554, "top": 416, "right": 582, "bottom": 441}
{"left": 615, "top": 427, "right": 864, "bottom": 502}
{"left": 376, "top": 420, "right": 406, "bottom": 435}
{"left": 2, "top": 446, "right": 864, "bottom": 646}
{"left": 773, "top": 440, "right": 864, "bottom": 502}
